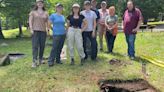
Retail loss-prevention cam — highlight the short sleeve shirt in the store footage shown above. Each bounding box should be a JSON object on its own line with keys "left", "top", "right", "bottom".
{"left": 67, "top": 15, "right": 85, "bottom": 28}
{"left": 99, "top": 9, "right": 109, "bottom": 25}
{"left": 81, "top": 10, "right": 97, "bottom": 31}
{"left": 29, "top": 11, "right": 48, "bottom": 32}
{"left": 123, "top": 8, "right": 143, "bottom": 34}
{"left": 105, "top": 15, "right": 118, "bottom": 26}
{"left": 49, "top": 13, "right": 66, "bottom": 35}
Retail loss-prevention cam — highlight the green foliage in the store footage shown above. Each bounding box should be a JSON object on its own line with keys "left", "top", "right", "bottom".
{"left": 134, "top": 0, "right": 164, "bottom": 19}
{"left": 0, "top": 0, "right": 34, "bottom": 28}
{"left": 0, "top": 0, "right": 164, "bottom": 28}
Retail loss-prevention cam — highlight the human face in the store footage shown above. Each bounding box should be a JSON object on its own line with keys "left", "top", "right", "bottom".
{"left": 127, "top": 1, "right": 134, "bottom": 11}
{"left": 109, "top": 7, "right": 115, "bottom": 16}
{"left": 91, "top": 1, "right": 97, "bottom": 8}
{"left": 37, "top": 1, "right": 44, "bottom": 9}
{"left": 84, "top": 4, "right": 91, "bottom": 11}
{"left": 73, "top": 7, "right": 80, "bottom": 14}
{"left": 56, "top": 6, "right": 63, "bottom": 14}
{"left": 101, "top": 3, "right": 107, "bottom": 10}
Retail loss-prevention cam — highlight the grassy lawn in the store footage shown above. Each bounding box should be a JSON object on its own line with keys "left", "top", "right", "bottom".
{"left": 0, "top": 29, "right": 164, "bottom": 92}
{"left": 148, "top": 21, "right": 164, "bottom": 25}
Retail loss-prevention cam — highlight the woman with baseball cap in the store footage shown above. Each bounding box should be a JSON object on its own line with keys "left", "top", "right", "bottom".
{"left": 48, "top": 3, "right": 66, "bottom": 67}
{"left": 67, "top": 3, "right": 87, "bottom": 65}
{"left": 29, "top": 0, "right": 49, "bottom": 68}
{"left": 98, "top": 1, "right": 109, "bottom": 51}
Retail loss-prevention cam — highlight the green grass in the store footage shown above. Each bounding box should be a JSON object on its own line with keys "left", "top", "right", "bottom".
{"left": 0, "top": 29, "right": 164, "bottom": 92}
{"left": 148, "top": 21, "right": 164, "bottom": 25}
{"left": 2, "top": 27, "right": 31, "bottom": 38}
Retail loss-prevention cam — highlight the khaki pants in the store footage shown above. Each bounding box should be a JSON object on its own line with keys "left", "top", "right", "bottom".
{"left": 67, "top": 27, "right": 85, "bottom": 59}
{"left": 98, "top": 24, "right": 106, "bottom": 50}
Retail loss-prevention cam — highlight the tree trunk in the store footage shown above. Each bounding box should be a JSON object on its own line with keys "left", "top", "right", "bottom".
{"left": 0, "top": 17, "right": 4, "bottom": 39}
{"left": 17, "top": 20, "right": 23, "bottom": 38}
{"left": 5, "top": 17, "right": 9, "bottom": 30}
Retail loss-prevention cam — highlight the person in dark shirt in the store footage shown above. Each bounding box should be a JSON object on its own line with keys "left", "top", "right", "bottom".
{"left": 122, "top": 1, "right": 142, "bottom": 60}
{"left": 91, "top": 0, "right": 100, "bottom": 22}
{"left": 67, "top": 3, "right": 87, "bottom": 65}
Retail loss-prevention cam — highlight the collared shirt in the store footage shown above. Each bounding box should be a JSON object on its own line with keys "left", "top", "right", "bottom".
{"left": 123, "top": 8, "right": 143, "bottom": 34}
{"left": 98, "top": 9, "right": 109, "bottom": 25}
{"left": 81, "top": 10, "right": 97, "bottom": 31}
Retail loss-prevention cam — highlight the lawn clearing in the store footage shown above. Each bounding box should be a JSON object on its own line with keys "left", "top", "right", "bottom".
{"left": 0, "top": 29, "right": 164, "bottom": 92}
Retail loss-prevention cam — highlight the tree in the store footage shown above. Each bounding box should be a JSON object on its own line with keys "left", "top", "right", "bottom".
{"left": 0, "top": 0, "right": 34, "bottom": 37}
{"left": 133, "top": 0, "right": 164, "bottom": 23}
{"left": 0, "top": 17, "right": 4, "bottom": 39}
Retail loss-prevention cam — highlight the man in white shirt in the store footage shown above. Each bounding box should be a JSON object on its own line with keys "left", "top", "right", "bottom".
{"left": 81, "top": 0, "right": 98, "bottom": 61}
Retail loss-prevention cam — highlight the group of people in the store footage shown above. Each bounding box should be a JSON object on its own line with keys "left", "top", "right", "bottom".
{"left": 29, "top": 0, "right": 142, "bottom": 68}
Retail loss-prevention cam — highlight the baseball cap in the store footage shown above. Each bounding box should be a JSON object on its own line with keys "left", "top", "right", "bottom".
{"left": 84, "top": 1, "right": 91, "bottom": 5}
{"left": 72, "top": 3, "right": 80, "bottom": 8}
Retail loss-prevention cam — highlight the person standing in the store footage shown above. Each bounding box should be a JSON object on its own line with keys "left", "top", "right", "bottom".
{"left": 98, "top": 1, "right": 109, "bottom": 51}
{"left": 48, "top": 3, "right": 66, "bottom": 67}
{"left": 91, "top": 0, "right": 100, "bottom": 22}
{"left": 105, "top": 6, "right": 118, "bottom": 53}
{"left": 81, "top": 1, "right": 98, "bottom": 61}
{"left": 29, "top": 0, "right": 49, "bottom": 68}
{"left": 66, "top": 3, "right": 87, "bottom": 65}
{"left": 122, "top": 0, "right": 142, "bottom": 60}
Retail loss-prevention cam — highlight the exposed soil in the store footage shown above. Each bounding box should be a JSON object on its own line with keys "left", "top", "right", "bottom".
{"left": 109, "top": 58, "right": 131, "bottom": 66}
{"left": 98, "top": 79, "right": 159, "bottom": 92}
{"left": 8, "top": 53, "right": 25, "bottom": 61}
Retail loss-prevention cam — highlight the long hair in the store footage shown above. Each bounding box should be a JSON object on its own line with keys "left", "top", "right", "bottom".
{"left": 33, "top": 2, "right": 46, "bottom": 11}
{"left": 127, "top": 0, "right": 136, "bottom": 12}
{"left": 71, "top": 8, "right": 81, "bottom": 16}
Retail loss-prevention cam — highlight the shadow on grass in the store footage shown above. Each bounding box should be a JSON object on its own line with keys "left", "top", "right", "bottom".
{"left": 111, "top": 52, "right": 125, "bottom": 58}
{"left": 134, "top": 56, "right": 149, "bottom": 64}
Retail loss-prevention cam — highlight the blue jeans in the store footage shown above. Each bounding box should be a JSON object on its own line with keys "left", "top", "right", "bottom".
{"left": 48, "top": 35, "right": 66, "bottom": 65}
{"left": 82, "top": 31, "right": 98, "bottom": 60}
{"left": 125, "top": 34, "right": 136, "bottom": 57}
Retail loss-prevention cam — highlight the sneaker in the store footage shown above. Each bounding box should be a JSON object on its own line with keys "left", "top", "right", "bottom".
{"left": 48, "top": 61, "right": 54, "bottom": 67}
{"left": 105, "top": 51, "right": 113, "bottom": 54}
{"left": 70, "top": 58, "right": 75, "bottom": 65}
{"left": 130, "top": 56, "right": 135, "bottom": 60}
{"left": 56, "top": 61, "right": 63, "bottom": 64}
{"left": 100, "top": 48, "right": 103, "bottom": 51}
{"left": 31, "top": 62, "right": 37, "bottom": 68}
{"left": 39, "top": 60, "right": 45, "bottom": 65}
{"left": 81, "top": 58, "right": 85, "bottom": 66}
{"left": 48, "top": 64, "right": 54, "bottom": 67}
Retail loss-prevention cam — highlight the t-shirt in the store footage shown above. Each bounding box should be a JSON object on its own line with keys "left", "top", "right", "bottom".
{"left": 105, "top": 15, "right": 118, "bottom": 36}
{"left": 105, "top": 15, "right": 118, "bottom": 26}
{"left": 67, "top": 15, "right": 85, "bottom": 28}
{"left": 81, "top": 10, "right": 97, "bottom": 31}
{"left": 123, "top": 8, "right": 143, "bottom": 35}
{"left": 49, "top": 13, "right": 66, "bottom": 35}
{"left": 99, "top": 9, "right": 109, "bottom": 25}
{"left": 29, "top": 11, "right": 48, "bottom": 32}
